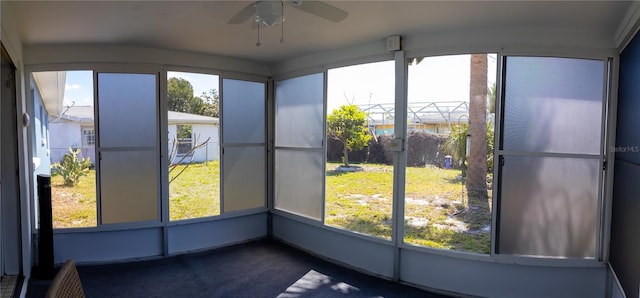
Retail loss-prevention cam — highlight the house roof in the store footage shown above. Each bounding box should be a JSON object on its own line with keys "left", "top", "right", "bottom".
{"left": 168, "top": 111, "right": 219, "bottom": 125}
{"left": 53, "top": 105, "right": 93, "bottom": 123}
{"left": 52, "top": 106, "right": 219, "bottom": 126}
{"left": 32, "top": 71, "right": 66, "bottom": 115}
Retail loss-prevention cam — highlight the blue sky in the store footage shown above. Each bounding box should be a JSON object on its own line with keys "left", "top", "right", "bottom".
{"left": 63, "top": 70, "right": 93, "bottom": 106}
{"left": 62, "top": 54, "right": 497, "bottom": 111}
{"left": 167, "top": 71, "right": 219, "bottom": 98}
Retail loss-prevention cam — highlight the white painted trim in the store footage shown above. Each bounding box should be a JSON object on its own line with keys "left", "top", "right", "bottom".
{"left": 24, "top": 44, "right": 271, "bottom": 76}
{"left": 616, "top": 1, "right": 640, "bottom": 52}
{"left": 273, "top": 27, "right": 617, "bottom": 77}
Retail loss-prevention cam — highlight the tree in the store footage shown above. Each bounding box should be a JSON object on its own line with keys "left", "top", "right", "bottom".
{"left": 442, "top": 123, "right": 469, "bottom": 175}
{"left": 467, "top": 54, "right": 488, "bottom": 201}
{"left": 167, "top": 77, "right": 194, "bottom": 112}
{"left": 167, "top": 78, "right": 219, "bottom": 118}
{"left": 199, "top": 89, "right": 220, "bottom": 118}
{"left": 487, "top": 82, "right": 497, "bottom": 114}
{"left": 327, "top": 105, "right": 371, "bottom": 167}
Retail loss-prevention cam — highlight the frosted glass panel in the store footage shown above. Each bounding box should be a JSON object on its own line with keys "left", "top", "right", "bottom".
{"left": 101, "top": 150, "right": 158, "bottom": 224}
{"left": 275, "top": 73, "right": 324, "bottom": 148}
{"left": 222, "top": 79, "right": 264, "bottom": 144}
{"left": 503, "top": 57, "right": 604, "bottom": 154}
{"left": 98, "top": 73, "right": 157, "bottom": 148}
{"left": 275, "top": 149, "right": 323, "bottom": 220}
{"left": 223, "top": 146, "right": 265, "bottom": 212}
{"left": 498, "top": 156, "right": 598, "bottom": 258}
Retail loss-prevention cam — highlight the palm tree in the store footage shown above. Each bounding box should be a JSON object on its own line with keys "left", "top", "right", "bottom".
{"left": 487, "top": 82, "right": 497, "bottom": 114}
{"left": 467, "top": 54, "right": 488, "bottom": 202}
{"left": 442, "top": 123, "right": 469, "bottom": 176}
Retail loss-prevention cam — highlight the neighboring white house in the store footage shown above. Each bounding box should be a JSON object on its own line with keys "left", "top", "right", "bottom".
{"left": 167, "top": 111, "right": 220, "bottom": 164}
{"left": 49, "top": 105, "right": 96, "bottom": 164}
{"left": 49, "top": 107, "right": 220, "bottom": 164}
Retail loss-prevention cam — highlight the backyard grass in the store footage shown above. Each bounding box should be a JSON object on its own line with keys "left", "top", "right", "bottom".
{"left": 51, "top": 171, "right": 97, "bottom": 228}
{"left": 52, "top": 160, "right": 491, "bottom": 254}
{"left": 325, "top": 162, "right": 491, "bottom": 254}
{"left": 51, "top": 161, "right": 220, "bottom": 227}
{"left": 169, "top": 161, "right": 220, "bottom": 220}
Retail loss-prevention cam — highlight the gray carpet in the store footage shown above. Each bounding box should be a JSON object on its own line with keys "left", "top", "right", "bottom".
{"left": 28, "top": 238, "right": 450, "bottom": 297}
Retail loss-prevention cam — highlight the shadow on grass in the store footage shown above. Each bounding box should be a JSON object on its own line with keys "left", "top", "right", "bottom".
{"left": 326, "top": 170, "right": 350, "bottom": 177}
{"left": 327, "top": 216, "right": 392, "bottom": 240}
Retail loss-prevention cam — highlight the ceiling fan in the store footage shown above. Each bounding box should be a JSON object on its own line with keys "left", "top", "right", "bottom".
{"left": 228, "top": 0, "right": 348, "bottom": 27}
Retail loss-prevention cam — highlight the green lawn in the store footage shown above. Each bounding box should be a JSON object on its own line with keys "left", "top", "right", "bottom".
{"left": 51, "top": 161, "right": 220, "bottom": 227}
{"left": 51, "top": 171, "right": 97, "bottom": 228}
{"left": 168, "top": 161, "right": 220, "bottom": 220}
{"left": 52, "top": 160, "right": 490, "bottom": 254}
{"left": 326, "top": 162, "right": 491, "bottom": 254}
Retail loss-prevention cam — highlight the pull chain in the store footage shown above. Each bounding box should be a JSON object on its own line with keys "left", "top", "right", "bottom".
{"left": 256, "top": 23, "right": 261, "bottom": 47}
{"left": 280, "top": 1, "right": 285, "bottom": 43}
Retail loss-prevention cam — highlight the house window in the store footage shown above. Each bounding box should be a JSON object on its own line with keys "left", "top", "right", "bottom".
{"left": 176, "top": 124, "right": 193, "bottom": 155}
{"left": 83, "top": 128, "right": 95, "bottom": 146}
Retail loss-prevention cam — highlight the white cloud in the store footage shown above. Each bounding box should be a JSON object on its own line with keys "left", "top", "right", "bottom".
{"left": 65, "top": 83, "right": 81, "bottom": 90}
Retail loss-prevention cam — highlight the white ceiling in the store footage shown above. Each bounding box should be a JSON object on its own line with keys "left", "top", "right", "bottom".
{"left": 6, "top": 1, "right": 633, "bottom": 65}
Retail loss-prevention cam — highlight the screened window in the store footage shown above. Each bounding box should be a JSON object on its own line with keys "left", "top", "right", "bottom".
{"left": 82, "top": 128, "right": 95, "bottom": 146}
{"left": 98, "top": 72, "right": 159, "bottom": 224}
{"left": 496, "top": 56, "right": 606, "bottom": 258}
{"left": 176, "top": 124, "right": 193, "bottom": 155}
{"left": 221, "top": 78, "right": 266, "bottom": 212}
{"left": 274, "top": 73, "right": 324, "bottom": 220}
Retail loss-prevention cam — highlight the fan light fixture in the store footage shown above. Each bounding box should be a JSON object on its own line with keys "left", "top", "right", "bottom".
{"left": 255, "top": 1, "right": 284, "bottom": 26}
{"left": 254, "top": 1, "right": 285, "bottom": 47}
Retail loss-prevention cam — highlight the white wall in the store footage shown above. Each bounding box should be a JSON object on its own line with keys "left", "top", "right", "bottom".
{"left": 273, "top": 27, "right": 618, "bottom": 76}
{"left": 24, "top": 44, "right": 270, "bottom": 77}
{"left": 30, "top": 86, "right": 51, "bottom": 175}
{"left": 191, "top": 124, "right": 219, "bottom": 162}
{"left": 1, "top": 0, "right": 32, "bottom": 279}
{"left": 168, "top": 124, "right": 219, "bottom": 163}
{"left": 48, "top": 120, "right": 82, "bottom": 163}
{"left": 273, "top": 214, "right": 607, "bottom": 298}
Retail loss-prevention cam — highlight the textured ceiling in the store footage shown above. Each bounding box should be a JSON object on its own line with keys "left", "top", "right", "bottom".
{"left": 6, "top": 1, "right": 632, "bottom": 64}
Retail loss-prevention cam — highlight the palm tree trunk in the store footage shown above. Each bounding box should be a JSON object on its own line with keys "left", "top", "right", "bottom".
{"left": 467, "top": 54, "right": 488, "bottom": 202}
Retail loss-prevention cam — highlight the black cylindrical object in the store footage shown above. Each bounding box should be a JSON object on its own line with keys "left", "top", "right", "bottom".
{"left": 37, "top": 174, "right": 54, "bottom": 278}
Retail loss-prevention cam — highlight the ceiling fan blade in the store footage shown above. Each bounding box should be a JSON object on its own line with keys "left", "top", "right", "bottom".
{"left": 290, "top": 1, "right": 348, "bottom": 23}
{"left": 228, "top": 2, "right": 256, "bottom": 24}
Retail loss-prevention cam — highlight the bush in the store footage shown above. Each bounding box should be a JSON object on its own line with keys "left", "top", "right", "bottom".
{"left": 51, "top": 148, "right": 92, "bottom": 187}
{"left": 326, "top": 132, "right": 446, "bottom": 167}
{"left": 406, "top": 131, "right": 448, "bottom": 167}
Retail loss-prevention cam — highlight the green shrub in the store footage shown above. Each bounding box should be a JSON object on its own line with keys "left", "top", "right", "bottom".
{"left": 51, "top": 148, "right": 92, "bottom": 187}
